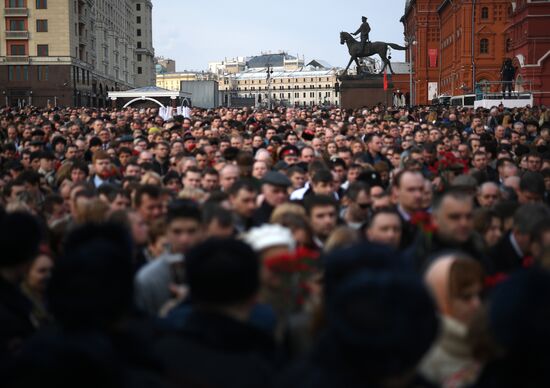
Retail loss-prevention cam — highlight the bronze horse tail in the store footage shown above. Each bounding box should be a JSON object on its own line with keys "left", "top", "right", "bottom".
{"left": 387, "top": 43, "right": 407, "bottom": 51}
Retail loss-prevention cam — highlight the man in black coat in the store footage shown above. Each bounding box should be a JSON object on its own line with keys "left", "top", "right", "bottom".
{"left": 500, "top": 58, "right": 516, "bottom": 99}
{"left": 413, "top": 188, "right": 488, "bottom": 273}
{"left": 0, "top": 212, "right": 42, "bottom": 358}
{"left": 361, "top": 134, "right": 391, "bottom": 168}
{"left": 489, "top": 203, "right": 550, "bottom": 275}
{"left": 252, "top": 171, "right": 291, "bottom": 226}
{"left": 154, "top": 238, "right": 278, "bottom": 388}
{"left": 392, "top": 170, "right": 424, "bottom": 249}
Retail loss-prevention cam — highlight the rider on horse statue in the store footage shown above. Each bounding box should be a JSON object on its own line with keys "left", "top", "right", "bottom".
{"left": 353, "top": 16, "right": 371, "bottom": 55}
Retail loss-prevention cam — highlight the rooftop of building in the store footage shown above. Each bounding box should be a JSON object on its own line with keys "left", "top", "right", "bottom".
{"left": 306, "top": 59, "right": 334, "bottom": 69}
{"left": 231, "top": 65, "right": 337, "bottom": 80}
{"left": 245, "top": 53, "right": 300, "bottom": 68}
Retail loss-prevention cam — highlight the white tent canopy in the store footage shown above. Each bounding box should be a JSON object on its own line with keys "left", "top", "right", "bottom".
{"left": 108, "top": 86, "right": 191, "bottom": 108}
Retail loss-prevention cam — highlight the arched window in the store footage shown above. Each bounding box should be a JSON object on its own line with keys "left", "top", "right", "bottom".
{"left": 481, "top": 7, "right": 489, "bottom": 19}
{"left": 480, "top": 39, "right": 489, "bottom": 54}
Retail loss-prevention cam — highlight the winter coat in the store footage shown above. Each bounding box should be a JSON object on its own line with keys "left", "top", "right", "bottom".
{"left": 154, "top": 310, "right": 279, "bottom": 388}
{"left": 413, "top": 232, "right": 489, "bottom": 274}
{"left": 420, "top": 316, "right": 481, "bottom": 387}
{"left": 0, "top": 277, "right": 36, "bottom": 357}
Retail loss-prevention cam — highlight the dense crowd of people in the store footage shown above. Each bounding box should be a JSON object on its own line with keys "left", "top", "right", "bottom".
{"left": 1, "top": 102, "right": 550, "bottom": 387}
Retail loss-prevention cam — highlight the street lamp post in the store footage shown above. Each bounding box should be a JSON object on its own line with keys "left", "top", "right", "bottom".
{"left": 266, "top": 65, "right": 273, "bottom": 109}
{"left": 406, "top": 36, "right": 417, "bottom": 106}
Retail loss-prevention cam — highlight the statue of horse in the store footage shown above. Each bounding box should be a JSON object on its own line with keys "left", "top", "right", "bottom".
{"left": 340, "top": 31, "right": 407, "bottom": 75}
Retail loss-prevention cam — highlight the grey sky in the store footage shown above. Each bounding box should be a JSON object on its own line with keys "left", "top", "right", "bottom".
{"left": 152, "top": 0, "right": 408, "bottom": 71}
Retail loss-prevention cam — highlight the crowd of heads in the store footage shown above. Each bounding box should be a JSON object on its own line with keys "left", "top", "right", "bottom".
{"left": 1, "top": 102, "right": 550, "bottom": 387}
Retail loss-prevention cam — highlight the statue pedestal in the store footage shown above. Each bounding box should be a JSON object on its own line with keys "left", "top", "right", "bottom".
{"left": 339, "top": 74, "right": 393, "bottom": 109}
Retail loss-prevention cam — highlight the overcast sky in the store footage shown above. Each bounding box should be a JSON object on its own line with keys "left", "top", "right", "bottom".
{"left": 152, "top": 0, "right": 408, "bottom": 72}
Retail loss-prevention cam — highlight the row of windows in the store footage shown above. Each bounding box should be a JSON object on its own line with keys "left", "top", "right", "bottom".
{"left": 237, "top": 84, "right": 334, "bottom": 92}
{"left": 477, "top": 5, "right": 513, "bottom": 20}
{"left": 442, "top": 38, "right": 490, "bottom": 54}
{"left": 8, "top": 44, "right": 48, "bottom": 56}
{"left": 235, "top": 82, "right": 333, "bottom": 88}
{"left": 7, "top": 19, "right": 49, "bottom": 32}
{"left": 7, "top": 65, "right": 48, "bottom": 81}
{"left": 239, "top": 77, "right": 332, "bottom": 84}
{"left": 251, "top": 92, "right": 332, "bottom": 98}
{"left": 7, "top": 0, "right": 46, "bottom": 8}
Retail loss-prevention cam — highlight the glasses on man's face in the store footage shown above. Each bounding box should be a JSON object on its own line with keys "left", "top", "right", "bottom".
{"left": 357, "top": 203, "right": 371, "bottom": 209}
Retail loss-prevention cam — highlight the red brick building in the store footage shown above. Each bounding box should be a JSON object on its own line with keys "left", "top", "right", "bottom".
{"left": 402, "top": 0, "right": 442, "bottom": 105}
{"left": 505, "top": 0, "right": 550, "bottom": 106}
{"left": 438, "top": 0, "right": 511, "bottom": 98}
{"left": 402, "top": 0, "right": 549, "bottom": 105}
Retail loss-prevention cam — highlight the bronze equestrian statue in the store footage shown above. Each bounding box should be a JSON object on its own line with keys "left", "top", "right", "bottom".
{"left": 340, "top": 31, "right": 407, "bottom": 75}
{"left": 353, "top": 16, "right": 371, "bottom": 54}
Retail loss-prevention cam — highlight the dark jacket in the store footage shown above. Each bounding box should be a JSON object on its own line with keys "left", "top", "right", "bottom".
{"left": 473, "top": 356, "right": 550, "bottom": 388}
{"left": 484, "top": 166, "right": 499, "bottom": 183}
{"left": 276, "top": 333, "right": 437, "bottom": 388}
{"left": 399, "top": 215, "right": 419, "bottom": 250}
{"left": 413, "top": 232, "right": 489, "bottom": 273}
{"left": 154, "top": 310, "right": 278, "bottom": 388}
{"left": 252, "top": 200, "right": 275, "bottom": 226}
{"left": 152, "top": 159, "right": 170, "bottom": 176}
{"left": 361, "top": 151, "right": 391, "bottom": 168}
{"left": 0, "top": 276, "right": 36, "bottom": 357}
{"left": 5, "top": 322, "right": 168, "bottom": 388}
{"left": 500, "top": 63, "right": 516, "bottom": 81}
{"left": 487, "top": 232, "right": 523, "bottom": 275}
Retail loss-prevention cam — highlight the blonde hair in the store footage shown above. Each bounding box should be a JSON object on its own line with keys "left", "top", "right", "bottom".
{"left": 324, "top": 226, "right": 360, "bottom": 253}
{"left": 74, "top": 198, "right": 110, "bottom": 224}
{"left": 140, "top": 171, "right": 162, "bottom": 186}
{"left": 6, "top": 201, "right": 34, "bottom": 214}
{"left": 270, "top": 203, "right": 307, "bottom": 224}
{"left": 178, "top": 187, "right": 207, "bottom": 203}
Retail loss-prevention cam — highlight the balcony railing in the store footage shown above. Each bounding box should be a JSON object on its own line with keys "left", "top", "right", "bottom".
{"left": 5, "top": 31, "right": 29, "bottom": 39}
{"left": 4, "top": 8, "right": 29, "bottom": 17}
{"left": 5, "top": 56, "right": 30, "bottom": 63}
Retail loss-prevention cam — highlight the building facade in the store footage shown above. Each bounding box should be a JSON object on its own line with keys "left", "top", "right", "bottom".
{"left": 505, "top": 0, "right": 550, "bottom": 106}
{"left": 216, "top": 53, "right": 340, "bottom": 107}
{"left": 402, "top": 0, "right": 442, "bottom": 105}
{"left": 155, "top": 56, "right": 175, "bottom": 73}
{"left": 0, "top": 0, "right": 155, "bottom": 108}
{"left": 438, "top": 0, "right": 511, "bottom": 98}
{"left": 401, "top": 0, "right": 536, "bottom": 104}
{"left": 401, "top": 0, "right": 541, "bottom": 105}
{"left": 134, "top": 0, "right": 154, "bottom": 87}
{"left": 156, "top": 71, "right": 216, "bottom": 91}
